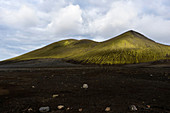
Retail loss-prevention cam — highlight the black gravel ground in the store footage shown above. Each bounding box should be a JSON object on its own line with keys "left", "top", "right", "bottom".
{"left": 0, "top": 59, "right": 170, "bottom": 113}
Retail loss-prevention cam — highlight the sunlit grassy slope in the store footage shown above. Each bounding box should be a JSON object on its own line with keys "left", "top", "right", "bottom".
{"left": 10, "top": 30, "right": 170, "bottom": 64}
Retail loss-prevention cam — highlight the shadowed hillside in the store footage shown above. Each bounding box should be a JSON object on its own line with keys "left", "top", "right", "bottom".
{"left": 7, "top": 30, "right": 170, "bottom": 64}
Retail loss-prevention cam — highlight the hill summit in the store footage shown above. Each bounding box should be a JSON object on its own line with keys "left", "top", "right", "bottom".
{"left": 8, "top": 30, "right": 170, "bottom": 64}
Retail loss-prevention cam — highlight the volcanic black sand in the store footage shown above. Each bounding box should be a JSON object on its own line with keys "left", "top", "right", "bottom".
{"left": 0, "top": 59, "right": 170, "bottom": 113}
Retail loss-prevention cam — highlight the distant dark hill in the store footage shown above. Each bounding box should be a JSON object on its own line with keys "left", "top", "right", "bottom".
{"left": 6, "top": 30, "right": 170, "bottom": 65}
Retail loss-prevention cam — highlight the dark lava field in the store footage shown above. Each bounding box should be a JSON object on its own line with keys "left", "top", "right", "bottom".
{"left": 0, "top": 59, "right": 170, "bottom": 113}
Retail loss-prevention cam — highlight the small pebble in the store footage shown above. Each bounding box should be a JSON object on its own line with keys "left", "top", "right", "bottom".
{"left": 52, "top": 94, "right": 59, "bottom": 98}
{"left": 39, "top": 106, "right": 50, "bottom": 113}
{"left": 129, "top": 105, "right": 137, "bottom": 111}
{"left": 146, "top": 105, "right": 151, "bottom": 109}
{"left": 28, "top": 108, "right": 33, "bottom": 112}
{"left": 57, "top": 105, "right": 64, "bottom": 110}
{"left": 32, "top": 86, "right": 35, "bottom": 88}
{"left": 82, "top": 84, "right": 88, "bottom": 89}
{"left": 66, "top": 107, "right": 70, "bottom": 111}
{"left": 105, "top": 107, "right": 111, "bottom": 112}
{"left": 79, "top": 108, "right": 83, "bottom": 112}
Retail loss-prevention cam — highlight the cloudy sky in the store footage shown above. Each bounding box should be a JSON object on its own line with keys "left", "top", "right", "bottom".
{"left": 0, "top": 0, "right": 170, "bottom": 61}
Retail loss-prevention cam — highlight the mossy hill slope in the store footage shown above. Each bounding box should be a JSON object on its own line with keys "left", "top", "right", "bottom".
{"left": 10, "top": 39, "right": 98, "bottom": 60}
{"left": 9, "top": 30, "right": 170, "bottom": 64}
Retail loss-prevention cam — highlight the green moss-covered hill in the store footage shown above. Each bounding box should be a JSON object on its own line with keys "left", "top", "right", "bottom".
{"left": 9, "top": 30, "right": 170, "bottom": 64}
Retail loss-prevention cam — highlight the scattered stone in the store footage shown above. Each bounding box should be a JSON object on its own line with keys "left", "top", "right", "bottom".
{"left": 146, "top": 105, "right": 151, "bottom": 109}
{"left": 52, "top": 94, "right": 59, "bottom": 98}
{"left": 66, "top": 107, "right": 70, "bottom": 111}
{"left": 79, "top": 108, "right": 83, "bottom": 112}
{"left": 32, "top": 86, "right": 35, "bottom": 88}
{"left": 57, "top": 105, "right": 64, "bottom": 110}
{"left": 39, "top": 106, "right": 50, "bottom": 113}
{"left": 150, "top": 74, "right": 153, "bottom": 77}
{"left": 28, "top": 108, "right": 33, "bottom": 112}
{"left": 105, "top": 107, "right": 111, "bottom": 112}
{"left": 129, "top": 105, "right": 137, "bottom": 111}
{"left": 82, "top": 84, "right": 88, "bottom": 89}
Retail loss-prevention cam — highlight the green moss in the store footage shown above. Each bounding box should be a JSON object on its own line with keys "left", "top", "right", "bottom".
{"left": 8, "top": 30, "right": 170, "bottom": 64}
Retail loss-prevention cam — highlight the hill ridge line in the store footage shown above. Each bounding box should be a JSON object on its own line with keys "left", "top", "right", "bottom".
{"left": 4, "top": 30, "right": 170, "bottom": 65}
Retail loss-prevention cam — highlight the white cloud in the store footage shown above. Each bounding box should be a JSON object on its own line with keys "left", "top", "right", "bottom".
{"left": 134, "top": 14, "right": 170, "bottom": 44}
{"left": 88, "top": 1, "right": 138, "bottom": 38}
{"left": 46, "top": 4, "right": 83, "bottom": 36}
{"left": 38, "top": 0, "right": 67, "bottom": 12}
{"left": 0, "top": 5, "right": 39, "bottom": 28}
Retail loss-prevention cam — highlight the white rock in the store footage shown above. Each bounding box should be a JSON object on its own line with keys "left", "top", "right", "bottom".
{"left": 82, "top": 84, "right": 88, "bottom": 89}
{"left": 28, "top": 108, "right": 33, "bottom": 112}
{"left": 129, "top": 105, "right": 137, "bottom": 111}
{"left": 146, "top": 105, "right": 151, "bottom": 109}
{"left": 79, "top": 108, "right": 83, "bottom": 112}
{"left": 32, "top": 86, "right": 35, "bottom": 88}
{"left": 57, "top": 105, "right": 64, "bottom": 110}
{"left": 66, "top": 107, "right": 70, "bottom": 111}
{"left": 52, "top": 94, "right": 59, "bottom": 98}
{"left": 105, "top": 107, "right": 111, "bottom": 112}
{"left": 39, "top": 106, "right": 50, "bottom": 112}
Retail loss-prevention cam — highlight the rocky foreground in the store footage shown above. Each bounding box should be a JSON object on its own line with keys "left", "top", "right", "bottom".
{"left": 0, "top": 62, "right": 170, "bottom": 113}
